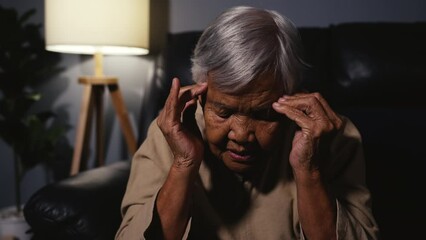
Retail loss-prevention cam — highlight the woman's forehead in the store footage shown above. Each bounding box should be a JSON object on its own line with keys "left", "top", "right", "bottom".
{"left": 206, "top": 78, "right": 282, "bottom": 112}
{"left": 207, "top": 72, "right": 284, "bottom": 95}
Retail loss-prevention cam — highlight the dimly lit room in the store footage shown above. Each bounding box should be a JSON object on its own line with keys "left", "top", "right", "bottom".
{"left": 1, "top": 0, "right": 425, "bottom": 239}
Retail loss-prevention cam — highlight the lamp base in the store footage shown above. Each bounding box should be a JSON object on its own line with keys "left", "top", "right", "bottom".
{"left": 70, "top": 76, "right": 136, "bottom": 175}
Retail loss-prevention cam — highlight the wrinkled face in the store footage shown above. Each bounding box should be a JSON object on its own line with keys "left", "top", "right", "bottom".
{"left": 202, "top": 75, "right": 286, "bottom": 174}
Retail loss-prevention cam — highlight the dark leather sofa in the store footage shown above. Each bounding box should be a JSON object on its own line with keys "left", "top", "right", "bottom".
{"left": 24, "top": 22, "right": 426, "bottom": 240}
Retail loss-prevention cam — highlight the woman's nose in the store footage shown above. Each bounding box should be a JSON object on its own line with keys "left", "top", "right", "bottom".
{"left": 227, "top": 115, "right": 255, "bottom": 143}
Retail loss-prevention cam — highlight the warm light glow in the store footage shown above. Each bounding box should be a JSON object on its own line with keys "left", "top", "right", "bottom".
{"left": 45, "top": 0, "right": 150, "bottom": 55}
{"left": 46, "top": 45, "right": 149, "bottom": 55}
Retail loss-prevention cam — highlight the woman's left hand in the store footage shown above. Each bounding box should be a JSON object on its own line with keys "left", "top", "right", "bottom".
{"left": 272, "top": 92, "right": 343, "bottom": 174}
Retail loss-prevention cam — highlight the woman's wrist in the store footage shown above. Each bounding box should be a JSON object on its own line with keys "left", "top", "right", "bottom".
{"left": 172, "top": 156, "right": 200, "bottom": 169}
{"left": 292, "top": 168, "right": 323, "bottom": 188}
{"left": 170, "top": 157, "right": 201, "bottom": 180}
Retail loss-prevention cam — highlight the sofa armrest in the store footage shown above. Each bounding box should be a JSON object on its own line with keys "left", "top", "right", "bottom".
{"left": 23, "top": 161, "right": 130, "bottom": 240}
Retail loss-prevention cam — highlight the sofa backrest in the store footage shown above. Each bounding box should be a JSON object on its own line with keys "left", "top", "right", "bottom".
{"left": 320, "top": 23, "right": 426, "bottom": 240}
{"left": 313, "top": 23, "right": 426, "bottom": 107}
{"left": 141, "top": 22, "right": 426, "bottom": 240}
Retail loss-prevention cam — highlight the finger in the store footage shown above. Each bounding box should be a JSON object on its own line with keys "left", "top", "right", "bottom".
{"left": 158, "top": 78, "right": 181, "bottom": 130}
{"left": 166, "top": 78, "right": 182, "bottom": 122}
{"left": 310, "top": 93, "right": 342, "bottom": 129}
{"left": 182, "top": 99, "right": 199, "bottom": 135}
{"left": 181, "top": 83, "right": 207, "bottom": 137}
{"left": 180, "top": 83, "right": 208, "bottom": 112}
{"left": 274, "top": 95, "right": 336, "bottom": 135}
{"left": 283, "top": 93, "right": 342, "bottom": 129}
{"left": 166, "top": 79, "right": 207, "bottom": 122}
{"left": 277, "top": 94, "right": 328, "bottom": 121}
{"left": 160, "top": 79, "right": 207, "bottom": 127}
{"left": 272, "top": 101, "right": 313, "bottom": 131}
{"left": 179, "top": 83, "right": 208, "bottom": 101}
{"left": 273, "top": 95, "right": 335, "bottom": 137}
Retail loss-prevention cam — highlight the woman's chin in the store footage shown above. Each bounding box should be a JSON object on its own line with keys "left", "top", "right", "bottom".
{"left": 223, "top": 158, "right": 259, "bottom": 174}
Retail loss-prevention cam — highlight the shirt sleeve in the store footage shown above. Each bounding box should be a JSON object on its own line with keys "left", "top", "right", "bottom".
{"left": 115, "top": 119, "right": 175, "bottom": 240}
{"left": 298, "top": 117, "right": 380, "bottom": 240}
{"left": 328, "top": 117, "right": 380, "bottom": 240}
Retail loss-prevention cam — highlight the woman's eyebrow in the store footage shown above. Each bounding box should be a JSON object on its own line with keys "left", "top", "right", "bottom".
{"left": 209, "top": 100, "right": 232, "bottom": 110}
{"left": 209, "top": 100, "right": 273, "bottom": 114}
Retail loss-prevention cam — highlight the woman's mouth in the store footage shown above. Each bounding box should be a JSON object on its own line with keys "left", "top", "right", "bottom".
{"left": 228, "top": 150, "right": 255, "bottom": 163}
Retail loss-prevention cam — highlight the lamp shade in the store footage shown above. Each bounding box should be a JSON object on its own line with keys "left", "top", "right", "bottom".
{"left": 45, "top": 0, "right": 149, "bottom": 55}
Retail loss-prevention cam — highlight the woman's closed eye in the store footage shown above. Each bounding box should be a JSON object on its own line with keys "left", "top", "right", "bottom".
{"left": 216, "top": 109, "right": 233, "bottom": 119}
{"left": 252, "top": 108, "right": 282, "bottom": 121}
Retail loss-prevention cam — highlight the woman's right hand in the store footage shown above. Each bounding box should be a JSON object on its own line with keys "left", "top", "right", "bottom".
{"left": 157, "top": 78, "right": 208, "bottom": 170}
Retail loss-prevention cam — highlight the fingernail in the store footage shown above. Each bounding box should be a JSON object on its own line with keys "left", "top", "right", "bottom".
{"left": 278, "top": 98, "right": 286, "bottom": 103}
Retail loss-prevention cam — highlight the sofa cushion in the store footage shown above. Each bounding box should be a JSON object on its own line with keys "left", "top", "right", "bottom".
{"left": 24, "top": 161, "right": 130, "bottom": 240}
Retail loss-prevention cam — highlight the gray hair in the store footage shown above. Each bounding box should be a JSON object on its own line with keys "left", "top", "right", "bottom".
{"left": 191, "top": 6, "right": 304, "bottom": 94}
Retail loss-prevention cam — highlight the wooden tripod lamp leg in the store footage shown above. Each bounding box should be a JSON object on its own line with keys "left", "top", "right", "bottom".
{"left": 108, "top": 83, "right": 137, "bottom": 156}
{"left": 93, "top": 85, "right": 105, "bottom": 167}
{"left": 70, "top": 84, "right": 93, "bottom": 175}
{"left": 70, "top": 75, "right": 135, "bottom": 175}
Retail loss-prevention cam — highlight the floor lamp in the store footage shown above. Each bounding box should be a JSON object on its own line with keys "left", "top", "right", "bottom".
{"left": 45, "top": 0, "right": 150, "bottom": 175}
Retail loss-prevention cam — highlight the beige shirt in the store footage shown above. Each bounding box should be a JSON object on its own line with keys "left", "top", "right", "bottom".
{"left": 116, "top": 105, "right": 380, "bottom": 240}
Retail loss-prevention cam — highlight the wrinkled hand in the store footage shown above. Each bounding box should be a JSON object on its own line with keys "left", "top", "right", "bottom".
{"left": 272, "top": 93, "right": 343, "bottom": 173}
{"left": 157, "top": 78, "right": 208, "bottom": 169}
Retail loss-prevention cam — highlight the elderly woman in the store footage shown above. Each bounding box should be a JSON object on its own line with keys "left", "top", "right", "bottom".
{"left": 116, "top": 6, "right": 379, "bottom": 240}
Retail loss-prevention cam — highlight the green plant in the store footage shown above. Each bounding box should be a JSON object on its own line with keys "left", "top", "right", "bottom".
{"left": 0, "top": 6, "right": 71, "bottom": 213}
